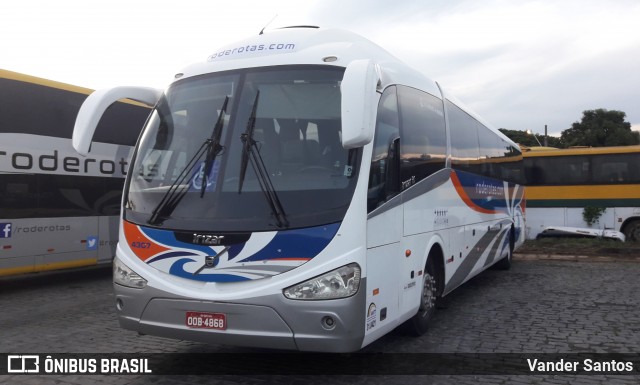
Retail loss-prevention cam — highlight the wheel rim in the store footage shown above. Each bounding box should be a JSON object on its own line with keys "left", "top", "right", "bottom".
{"left": 418, "top": 273, "right": 436, "bottom": 317}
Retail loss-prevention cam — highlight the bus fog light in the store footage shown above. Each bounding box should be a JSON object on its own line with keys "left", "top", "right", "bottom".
{"left": 113, "top": 257, "right": 147, "bottom": 289}
{"left": 321, "top": 316, "right": 336, "bottom": 330}
{"left": 116, "top": 298, "right": 124, "bottom": 311}
{"left": 283, "top": 263, "right": 360, "bottom": 300}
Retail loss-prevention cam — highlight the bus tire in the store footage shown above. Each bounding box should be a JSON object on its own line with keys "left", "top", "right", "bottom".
{"left": 494, "top": 227, "right": 514, "bottom": 270}
{"left": 623, "top": 219, "right": 640, "bottom": 242}
{"left": 405, "top": 257, "right": 439, "bottom": 336}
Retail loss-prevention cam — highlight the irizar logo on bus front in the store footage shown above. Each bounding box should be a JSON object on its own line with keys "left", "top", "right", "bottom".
{"left": 192, "top": 234, "right": 225, "bottom": 245}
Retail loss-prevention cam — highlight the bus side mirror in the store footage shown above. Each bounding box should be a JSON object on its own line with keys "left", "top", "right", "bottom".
{"left": 341, "top": 59, "right": 380, "bottom": 149}
{"left": 73, "top": 86, "right": 162, "bottom": 156}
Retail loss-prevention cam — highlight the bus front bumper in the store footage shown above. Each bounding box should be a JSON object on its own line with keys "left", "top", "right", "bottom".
{"left": 113, "top": 280, "right": 366, "bottom": 353}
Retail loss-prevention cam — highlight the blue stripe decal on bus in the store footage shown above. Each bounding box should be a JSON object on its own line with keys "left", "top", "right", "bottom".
{"left": 131, "top": 222, "right": 341, "bottom": 282}
{"left": 169, "top": 259, "right": 251, "bottom": 282}
{"left": 453, "top": 171, "right": 509, "bottom": 213}
{"left": 237, "top": 223, "right": 340, "bottom": 263}
{"left": 147, "top": 251, "right": 198, "bottom": 263}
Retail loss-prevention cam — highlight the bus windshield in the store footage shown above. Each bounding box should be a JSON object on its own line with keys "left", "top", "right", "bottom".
{"left": 124, "top": 65, "right": 360, "bottom": 232}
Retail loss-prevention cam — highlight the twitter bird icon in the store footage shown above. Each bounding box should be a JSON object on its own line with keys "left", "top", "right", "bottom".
{"left": 86, "top": 236, "right": 99, "bottom": 251}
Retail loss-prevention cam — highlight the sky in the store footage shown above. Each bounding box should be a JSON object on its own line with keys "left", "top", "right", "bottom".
{"left": 2, "top": 0, "right": 640, "bottom": 137}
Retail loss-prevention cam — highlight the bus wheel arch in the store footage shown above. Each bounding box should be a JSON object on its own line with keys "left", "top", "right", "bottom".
{"left": 404, "top": 243, "right": 444, "bottom": 336}
{"left": 427, "top": 243, "right": 445, "bottom": 297}
{"left": 621, "top": 218, "right": 640, "bottom": 242}
{"left": 493, "top": 225, "right": 515, "bottom": 270}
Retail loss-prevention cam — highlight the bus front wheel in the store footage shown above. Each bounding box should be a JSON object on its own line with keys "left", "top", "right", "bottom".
{"left": 405, "top": 257, "right": 439, "bottom": 336}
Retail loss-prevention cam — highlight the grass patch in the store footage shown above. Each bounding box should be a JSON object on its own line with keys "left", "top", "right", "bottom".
{"left": 518, "top": 237, "right": 640, "bottom": 256}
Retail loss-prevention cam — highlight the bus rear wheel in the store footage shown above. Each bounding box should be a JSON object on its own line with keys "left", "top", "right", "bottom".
{"left": 405, "top": 258, "right": 438, "bottom": 336}
{"left": 623, "top": 220, "right": 640, "bottom": 242}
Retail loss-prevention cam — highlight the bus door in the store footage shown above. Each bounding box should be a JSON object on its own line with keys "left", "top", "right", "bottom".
{"left": 365, "top": 86, "right": 402, "bottom": 337}
{"left": 365, "top": 190, "right": 402, "bottom": 338}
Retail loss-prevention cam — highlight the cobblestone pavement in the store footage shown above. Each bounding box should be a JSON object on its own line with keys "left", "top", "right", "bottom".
{"left": 1, "top": 257, "right": 639, "bottom": 384}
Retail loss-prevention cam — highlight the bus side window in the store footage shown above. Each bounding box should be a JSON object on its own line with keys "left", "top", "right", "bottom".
{"left": 397, "top": 86, "right": 447, "bottom": 185}
{"left": 368, "top": 86, "right": 400, "bottom": 212}
{"left": 447, "top": 100, "right": 480, "bottom": 173}
{"left": 592, "top": 154, "right": 633, "bottom": 184}
{"left": 478, "top": 125, "right": 503, "bottom": 179}
{"left": 0, "top": 174, "right": 37, "bottom": 218}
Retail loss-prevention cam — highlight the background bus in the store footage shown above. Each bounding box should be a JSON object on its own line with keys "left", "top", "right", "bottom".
{"left": 0, "top": 69, "right": 149, "bottom": 276}
{"left": 523, "top": 145, "right": 640, "bottom": 241}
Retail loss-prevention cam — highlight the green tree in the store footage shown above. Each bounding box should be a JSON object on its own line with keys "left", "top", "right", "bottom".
{"left": 499, "top": 128, "right": 563, "bottom": 147}
{"left": 560, "top": 109, "right": 639, "bottom": 147}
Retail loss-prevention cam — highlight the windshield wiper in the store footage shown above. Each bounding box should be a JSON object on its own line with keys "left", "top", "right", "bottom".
{"left": 147, "top": 96, "right": 229, "bottom": 225}
{"left": 200, "top": 96, "right": 229, "bottom": 198}
{"left": 237, "top": 91, "right": 289, "bottom": 228}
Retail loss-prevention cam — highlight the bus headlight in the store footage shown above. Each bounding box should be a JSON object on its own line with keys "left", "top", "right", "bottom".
{"left": 113, "top": 257, "right": 147, "bottom": 289}
{"left": 283, "top": 263, "right": 360, "bottom": 300}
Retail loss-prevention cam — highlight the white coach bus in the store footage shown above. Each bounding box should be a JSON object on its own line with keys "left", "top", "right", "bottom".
{"left": 0, "top": 70, "right": 149, "bottom": 276}
{"left": 72, "top": 27, "right": 525, "bottom": 352}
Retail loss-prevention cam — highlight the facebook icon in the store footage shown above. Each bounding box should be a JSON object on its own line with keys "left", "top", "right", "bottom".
{"left": 0, "top": 223, "right": 11, "bottom": 238}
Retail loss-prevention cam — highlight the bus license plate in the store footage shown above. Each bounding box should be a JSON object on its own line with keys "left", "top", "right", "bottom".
{"left": 185, "top": 311, "right": 226, "bottom": 330}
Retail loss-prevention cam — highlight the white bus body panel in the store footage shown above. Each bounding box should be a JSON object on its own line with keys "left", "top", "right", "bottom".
{"left": 526, "top": 207, "right": 635, "bottom": 239}
{"left": 362, "top": 170, "right": 524, "bottom": 346}
{"left": 0, "top": 216, "right": 120, "bottom": 276}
